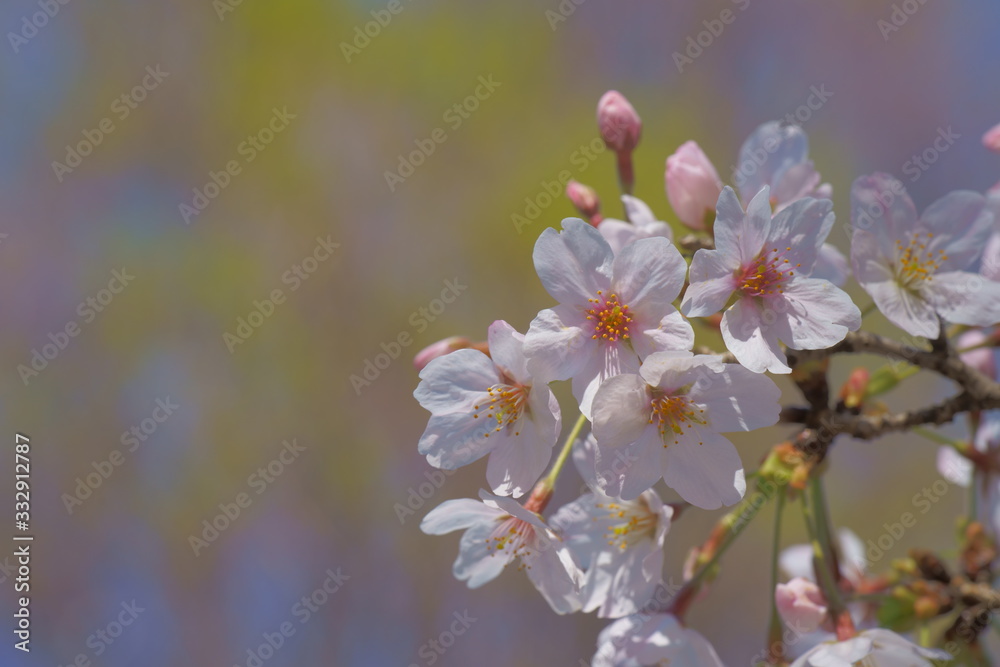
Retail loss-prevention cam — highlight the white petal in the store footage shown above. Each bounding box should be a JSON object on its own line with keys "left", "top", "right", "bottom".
{"left": 767, "top": 196, "right": 835, "bottom": 272}
{"left": 524, "top": 305, "right": 592, "bottom": 383}
{"left": 720, "top": 298, "right": 790, "bottom": 374}
{"left": 524, "top": 539, "right": 584, "bottom": 614}
{"left": 849, "top": 173, "right": 918, "bottom": 250}
{"left": 621, "top": 194, "right": 657, "bottom": 227}
{"left": 682, "top": 248, "right": 738, "bottom": 318}
{"left": 631, "top": 310, "right": 695, "bottom": 360}
{"left": 486, "top": 320, "right": 528, "bottom": 381}
{"left": 662, "top": 430, "right": 745, "bottom": 510}
{"left": 414, "top": 349, "right": 498, "bottom": 414}
{"left": 592, "top": 374, "right": 651, "bottom": 449}
{"left": 813, "top": 243, "right": 850, "bottom": 287}
{"left": 612, "top": 236, "right": 687, "bottom": 316}
{"left": 420, "top": 498, "right": 499, "bottom": 535}
{"left": 923, "top": 271, "right": 1000, "bottom": 328}
{"left": 597, "top": 218, "right": 639, "bottom": 256}
{"left": 571, "top": 341, "right": 641, "bottom": 419}
{"left": 533, "top": 218, "right": 613, "bottom": 305}
{"left": 453, "top": 519, "right": 509, "bottom": 588}
{"left": 771, "top": 278, "right": 861, "bottom": 351}
{"left": 598, "top": 427, "right": 665, "bottom": 501}
{"left": 711, "top": 186, "right": 753, "bottom": 261}
{"left": 920, "top": 190, "right": 994, "bottom": 271}
{"left": 863, "top": 278, "right": 940, "bottom": 339}
{"left": 691, "top": 363, "right": 782, "bottom": 432}
{"left": 485, "top": 418, "right": 554, "bottom": 498}
{"left": 417, "top": 411, "right": 495, "bottom": 469}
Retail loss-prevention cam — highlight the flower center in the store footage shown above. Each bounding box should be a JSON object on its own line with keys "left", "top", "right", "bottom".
{"left": 586, "top": 290, "right": 633, "bottom": 342}
{"left": 896, "top": 232, "right": 946, "bottom": 288}
{"left": 595, "top": 498, "right": 658, "bottom": 551}
{"left": 485, "top": 515, "right": 536, "bottom": 567}
{"left": 649, "top": 394, "right": 707, "bottom": 447}
{"left": 737, "top": 247, "right": 800, "bottom": 297}
{"left": 473, "top": 383, "right": 528, "bottom": 438}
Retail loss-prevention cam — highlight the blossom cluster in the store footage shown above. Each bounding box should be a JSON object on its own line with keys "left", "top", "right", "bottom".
{"left": 410, "top": 92, "right": 1000, "bottom": 664}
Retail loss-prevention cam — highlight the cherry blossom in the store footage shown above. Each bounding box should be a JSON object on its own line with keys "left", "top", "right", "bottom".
{"left": 590, "top": 351, "right": 781, "bottom": 508}
{"left": 415, "top": 320, "right": 560, "bottom": 497}
{"left": 420, "top": 489, "right": 582, "bottom": 614}
{"left": 789, "top": 629, "right": 950, "bottom": 667}
{"left": 850, "top": 172, "right": 1000, "bottom": 338}
{"left": 525, "top": 219, "right": 692, "bottom": 416}
{"left": 550, "top": 487, "right": 673, "bottom": 618}
{"left": 682, "top": 186, "right": 860, "bottom": 374}
{"left": 591, "top": 613, "right": 724, "bottom": 667}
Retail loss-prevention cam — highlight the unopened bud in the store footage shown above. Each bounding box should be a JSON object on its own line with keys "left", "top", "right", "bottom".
{"left": 983, "top": 121, "right": 1000, "bottom": 153}
{"left": 665, "top": 141, "right": 723, "bottom": 231}
{"left": 775, "top": 578, "right": 828, "bottom": 633}
{"left": 597, "top": 90, "right": 641, "bottom": 153}
{"left": 414, "top": 336, "right": 472, "bottom": 371}
{"left": 838, "top": 367, "right": 870, "bottom": 411}
{"left": 565, "top": 180, "right": 603, "bottom": 225}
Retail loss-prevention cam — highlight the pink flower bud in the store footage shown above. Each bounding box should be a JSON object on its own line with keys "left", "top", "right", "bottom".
{"left": 775, "top": 578, "right": 828, "bottom": 634}
{"left": 565, "top": 180, "right": 603, "bottom": 225}
{"left": 597, "top": 90, "right": 641, "bottom": 154}
{"left": 957, "top": 329, "right": 996, "bottom": 380}
{"left": 983, "top": 122, "right": 1000, "bottom": 153}
{"left": 413, "top": 336, "right": 472, "bottom": 371}
{"left": 665, "top": 141, "right": 723, "bottom": 230}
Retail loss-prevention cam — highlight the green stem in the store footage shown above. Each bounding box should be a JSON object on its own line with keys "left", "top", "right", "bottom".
{"left": 803, "top": 478, "right": 846, "bottom": 617}
{"left": 541, "top": 412, "right": 588, "bottom": 491}
{"left": 912, "top": 425, "right": 968, "bottom": 452}
{"left": 766, "top": 491, "right": 787, "bottom": 662}
{"left": 679, "top": 488, "right": 771, "bottom": 597}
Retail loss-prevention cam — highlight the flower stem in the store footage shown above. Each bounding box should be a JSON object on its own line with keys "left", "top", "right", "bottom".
{"left": 672, "top": 485, "right": 771, "bottom": 615}
{"left": 541, "top": 412, "right": 589, "bottom": 492}
{"left": 766, "top": 491, "right": 787, "bottom": 664}
{"left": 802, "top": 477, "right": 849, "bottom": 632}
{"left": 860, "top": 301, "right": 879, "bottom": 318}
{"left": 912, "top": 425, "right": 967, "bottom": 452}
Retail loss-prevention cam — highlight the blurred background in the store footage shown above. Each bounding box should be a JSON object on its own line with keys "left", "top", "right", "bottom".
{"left": 1, "top": 0, "right": 999, "bottom": 664}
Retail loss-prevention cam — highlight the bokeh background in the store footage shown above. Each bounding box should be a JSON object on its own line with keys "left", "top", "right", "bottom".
{"left": 2, "top": 0, "right": 1000, "bottom": 665}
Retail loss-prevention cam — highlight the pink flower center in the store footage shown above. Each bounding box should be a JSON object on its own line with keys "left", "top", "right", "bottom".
{"left": 595, "top": 498, "right": 657, "bottom": 551}
{"left": 586, "top": 290, "right": 633, "bottom": 341}
{"left": 737, "top": 247, "right": 800, "bottom": 297}
{"left": 485, "top": 515, "right": 537, "bottom": 566}
{"left": 896, "top": 232, "right": 947, "bottom": 287}
{"left": 473, "top": 384, "right": 527, "bottom": 438}
{"left": 649, "top": 394, "right": 707, "bottom": 446}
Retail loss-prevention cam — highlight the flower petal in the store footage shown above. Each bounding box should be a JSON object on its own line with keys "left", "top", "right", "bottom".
{"left": 486, "top": 320, "right": 528, "bottom": 381}
{"left": 420, "top": 498, "right": 499, "bottom": 535}
{"left": 592, "top": 373, "right": 651, "bottom": 449}
{"left": 485, "top": 417, "right": 555, "bottom": 498}
{"left": 682, "top": 248, "right": 737, "bottom": 317}
{"left": 690, "top": 363, "right": 782, "bottom": 432}
{"left": 414, "top": 349, "right": 499, "bottom": 414}
{"left": 453, "top": 519, "right": 509, "bottom": 588}
{"left": 922, "top": 271, "right": 1000, "bottom": 328}
{"left": 736, "top": 121, "right": 809, "bottom": 204}
{"left": 770, "top": 278, "right": 861, "bottom": 351}
{"left": 920, "top": 190, "right": 994, "bottom": 272}
{"left": 524, "top": 305, "right": 592, "bottom": 383}
{"left": 662, "top": 430, "right": 745, "bottom": 510}
{"left": 612, "top": 236, "right": 687, "bottom": 316}
{"left": 720, "top": 297, "right": 790, "bottom": 374}
{"left": 533, "top": 218, "right": 613, "bottom": 306}
{"left": 850, "top": 173, "right": 919, "bottom": 256}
